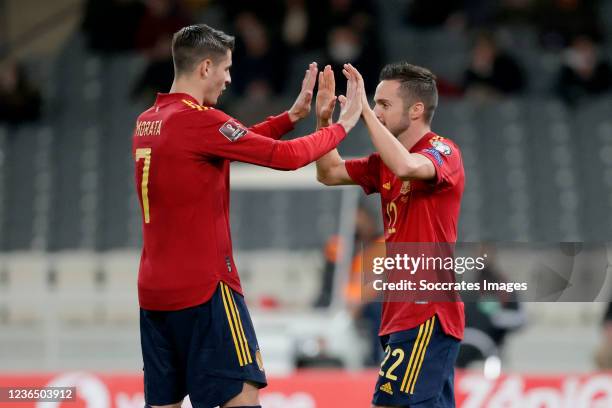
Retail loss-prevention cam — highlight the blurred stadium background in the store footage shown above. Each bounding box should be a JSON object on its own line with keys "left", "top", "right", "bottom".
{"left": 1, "top": 0, "right": 612, "bottom": 407}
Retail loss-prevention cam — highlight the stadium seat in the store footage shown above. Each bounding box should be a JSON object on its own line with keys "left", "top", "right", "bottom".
{"left": 48, "top": 123, "right": 98, "bottom": 250}
{"left": 472, "top": 100, "right": 529, "bottom": 240}
{"left": 230, "top": 189, "right": 343, "bottom": 250}
{"left": 524, "top": 100, "right": 581, "bottom": 241}
{"left": 3, "top": 126, "right": 49, "bottom": 250}
{"left": 96, "top": 55, "right": 148, "bottom": 250}
{"left": 385, "top": 28, "right": 421, "bottom": 64}
{"left": 573, "top": 100, "right": 612, "bottom": 241}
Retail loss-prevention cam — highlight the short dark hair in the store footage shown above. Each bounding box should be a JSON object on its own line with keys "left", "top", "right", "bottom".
{"left": 172, "top": 24, "right": 235, "bottom": 75}
{"left": 379, "top": 62, "right": 438, "bottom": 124}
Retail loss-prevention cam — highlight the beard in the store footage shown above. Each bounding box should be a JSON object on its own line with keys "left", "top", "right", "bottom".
{"left": 387, "top": 116, "right": 411, "bottom": 138}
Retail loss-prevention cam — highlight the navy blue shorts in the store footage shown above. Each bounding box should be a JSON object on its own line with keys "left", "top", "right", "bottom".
{"left": 372, "top": 315, "right": 460, "bottom": 408}
{"left": 140, "top": 282, "right": 266, "bottom": 407}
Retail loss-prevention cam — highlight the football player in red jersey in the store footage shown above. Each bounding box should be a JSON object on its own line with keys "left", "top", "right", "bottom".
{"left": 316, "top": 63, "right": 465, "bottom": 408}
{"left": 133, "top": 24, "right": 362, "bottom": 408}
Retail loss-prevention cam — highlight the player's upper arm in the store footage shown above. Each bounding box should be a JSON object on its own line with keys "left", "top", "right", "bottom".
{"left": 397, "top": 153, "right": 436, "bottom": 181}
{"left": 182, "top": 108, "right": 280, "bottom": 165}
{"left": 181, "top": 108, "right": 347, "bottom": 171}
{"left": 414, "top": 139, "right": 463, "bottom": 188}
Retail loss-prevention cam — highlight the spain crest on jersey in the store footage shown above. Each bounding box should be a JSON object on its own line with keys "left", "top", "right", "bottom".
{"left": 400, "top": 181, "right": 411, "bottom": 195}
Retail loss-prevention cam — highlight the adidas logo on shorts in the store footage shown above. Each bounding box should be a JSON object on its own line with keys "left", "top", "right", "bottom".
{"left": 379, "top": 382, "right": 393, "bottom": 395}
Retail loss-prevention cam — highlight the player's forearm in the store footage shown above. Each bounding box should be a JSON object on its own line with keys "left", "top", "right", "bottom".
{"left": 248, "top": 112, "right": 294, "bottom": 140}
{"left": 362, "top": 108, "right": 419, "bottom": 178}
{"left": 315, "top": 118, "right": 346, "bottom": 184}
{"left": 268, "top": 124, "right": 346, "bottom": 170}
{"left": 316, "top": 149, "right": 345, "bottom": 184}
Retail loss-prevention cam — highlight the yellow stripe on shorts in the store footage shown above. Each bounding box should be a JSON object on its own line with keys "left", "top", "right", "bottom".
{"left": 400, "top": 319, "right": 427, "bottom": 392}
{"left": 220, "top": 282, "right": 245, "bottom": 366}
{"left": 407, "top": 316, "right": 436, "bottom": 394}
{"left": 400, "top": 316, "right": 436, "bottom": 393}
{"left": 222, "top": 283, "right": 252, "bottom": 365}
{"left": 227, "top": 286, "right": 253, "bottom": 364}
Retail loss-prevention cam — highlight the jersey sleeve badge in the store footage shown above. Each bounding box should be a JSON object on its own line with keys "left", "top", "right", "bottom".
{"left": 219, "top": 119, "right": 247, "bottom": 142}
{"left": 430, "top": 138, "right": 452, "bottom": 155}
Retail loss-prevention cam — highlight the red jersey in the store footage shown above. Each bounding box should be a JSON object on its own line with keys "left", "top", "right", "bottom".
{"left": 345, "top": 132, "right": 465, "bottom": 340}
{"left": 133, "top": 93, "right": 347, "bottom": 311}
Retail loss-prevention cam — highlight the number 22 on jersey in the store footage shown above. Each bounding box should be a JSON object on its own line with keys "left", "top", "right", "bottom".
{"left": 135, "top": 148, "right": 152, "bottom": 223}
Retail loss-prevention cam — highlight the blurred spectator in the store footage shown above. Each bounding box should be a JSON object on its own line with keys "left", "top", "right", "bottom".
{"left": 404, "top": 0, "right": 505, "bottom": 31}
{"left": 221, "top": 0, "right": 285, "bottom": 34}
{"left": 222, "top": 0, "right": 382, "bottom": 94}
{"left": 222, "top": 0, "right": 330, "bottom": 51}
{"left": 315, "top": 206, "right": 378, "bottom": 308}
{"left": 131, "top": 45, "right": 175, "bottom": 104}
{"left": 322, "top": 0, "right": 378, "bottom": 33}
{"left": 463, "top": 31, "right": 526, "bottom": 100}
{"left": 231, "top": 13, "right": 286, "bottom": 98}
{"left": 287, "top": 0, "right": 371, "bottom": 52}
{"left": 131, "top": 0, "right": 190, "bottom": 103}
{"left": 135, "top": 0, "right": 189, "bottom": 52}
{"left": 533, "top": 0, "right": 603, "bottom": 50}
{"left": 0, "top": 61, "right": 41, "bottom": 126}
{"left": 281, "top": 0, "right": 310, "bottom": 50}
{"left": 280, "top": 0, "right": 379, "bottom": 52}
{"left": 315, "top": 0, "right": 379, "bottom": 50}
{"left": 323, "top": 25, "right": 381, "bottom": 94}
{"left": 555, "top": 35, "right": 612, "bottom": 106}
{"left": 82, "top": 0, "right": 145, "bottom": 53}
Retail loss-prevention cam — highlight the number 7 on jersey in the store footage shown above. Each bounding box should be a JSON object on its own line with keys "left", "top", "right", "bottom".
{"left": 135, "top": 148, "right": 152, "bottom": 223}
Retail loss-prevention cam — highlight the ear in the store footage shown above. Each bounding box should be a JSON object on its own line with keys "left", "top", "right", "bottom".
{"left": 198, "top": 59, "right": 213, "bottom": 79}
{"left": 410, "top": 102, "right": 425, "bottom": 121}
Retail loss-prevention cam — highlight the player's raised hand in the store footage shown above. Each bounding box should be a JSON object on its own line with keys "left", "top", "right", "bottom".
{"left": 343, "top": 63, "right": 369, "bottom": 111}
{"left": 315, "top": 65, "right": 337, "bottom": 126}
{"left": 337, "top": 64, "right": 363, "bottom": 133}
{"left": 288, "top": 62, "right": 318, "bottom": 123}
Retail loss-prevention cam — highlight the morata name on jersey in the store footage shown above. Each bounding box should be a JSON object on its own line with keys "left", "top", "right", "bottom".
{"left": 135, "top": 120, "right": 163, "bottom": 137}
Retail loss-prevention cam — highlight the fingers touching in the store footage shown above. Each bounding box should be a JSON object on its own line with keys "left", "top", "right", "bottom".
{"left": 343, "top": 63, "right": 368, "bottom": 106}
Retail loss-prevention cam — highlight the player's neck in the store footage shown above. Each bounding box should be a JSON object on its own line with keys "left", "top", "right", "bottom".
{"left": 398, "top": 123, "right": 431, "bottom": 151}
{"left": 169, "top": 79, "right": 204, "bottom": 105}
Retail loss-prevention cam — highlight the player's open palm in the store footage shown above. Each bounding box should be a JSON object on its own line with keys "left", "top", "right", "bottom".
{"left": 315, "top": 65, "right": 337, "bottom": 124}
{"left": 344, "top": 63, "right": 369, "bottom": 110}
{"left": 337, "top": 65, "right": 363, "bottom": 133}
{"left": 288, "top": 62, "right": 318, "bottom": 123}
